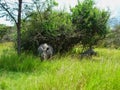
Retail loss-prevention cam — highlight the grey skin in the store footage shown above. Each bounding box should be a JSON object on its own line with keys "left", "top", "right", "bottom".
{"left": 38, "top": 43, "right": 53, "bottom": 60}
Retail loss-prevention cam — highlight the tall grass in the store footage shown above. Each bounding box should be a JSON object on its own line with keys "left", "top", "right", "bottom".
{"left": 0, "top": 42, "right": 120, "bottom": 90}
{"left": 0, "top": 53, "right": 40, "bottom": 72}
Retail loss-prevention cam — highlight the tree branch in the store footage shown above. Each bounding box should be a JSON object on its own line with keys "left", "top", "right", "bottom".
{"left": 0, "top": 2, "right": 17, "bottom": 25}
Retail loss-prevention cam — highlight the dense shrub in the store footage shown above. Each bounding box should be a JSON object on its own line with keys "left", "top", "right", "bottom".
{"left": 21, "top": 11, "right": 81, "bottom": 54}
{"left": 20, "top": 0, "right": 110, "bottom": 55}
{"left": 71, "top": 0, "right": 110, "bottom": 50}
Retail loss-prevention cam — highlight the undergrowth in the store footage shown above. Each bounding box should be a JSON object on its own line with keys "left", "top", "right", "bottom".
{"left": 0, "top": 42, "right": 120, "bottom": 90}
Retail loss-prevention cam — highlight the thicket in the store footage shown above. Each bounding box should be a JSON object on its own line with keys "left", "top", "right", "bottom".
{"left": 71, "top": 0, "right": 110, "bottom": 50}
{"left": 20, "top": 0, "right": 110, "bottom": 55}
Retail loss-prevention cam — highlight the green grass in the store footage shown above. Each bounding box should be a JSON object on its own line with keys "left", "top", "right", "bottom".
{"left": 0, "top": 42, "right": 120, "bottom": 90}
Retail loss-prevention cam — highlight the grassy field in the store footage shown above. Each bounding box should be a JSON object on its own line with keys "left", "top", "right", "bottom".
{"left": 0, "top": 42, "right": 120, "bottom": 90}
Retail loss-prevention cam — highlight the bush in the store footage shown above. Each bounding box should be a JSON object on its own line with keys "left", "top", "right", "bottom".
{"left": 21, "top": 11, "right": 81, "bottom": 55}
{"left": 71, "top": 0, "right": 110, "bottom": 49}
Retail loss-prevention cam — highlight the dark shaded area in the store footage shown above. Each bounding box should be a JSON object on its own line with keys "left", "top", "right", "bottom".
{"left": 21, "top": 31, "right": 82, "bottom": 55}
{"left": 80, "top": 48, "right": 97, "bottom": 59}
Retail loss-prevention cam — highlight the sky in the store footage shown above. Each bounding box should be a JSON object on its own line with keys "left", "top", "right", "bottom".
{"left": 0, "top": 0, "right": 120, "bottom": 26}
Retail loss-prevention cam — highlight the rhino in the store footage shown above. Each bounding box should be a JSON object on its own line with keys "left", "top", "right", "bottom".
{"left": 80, "top": 48, "right": 97, "bottom": 59}
{"left": 38, "top": 43, "right": 53, "bottom": 60}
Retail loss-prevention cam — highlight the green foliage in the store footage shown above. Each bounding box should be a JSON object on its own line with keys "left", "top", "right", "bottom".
{"left": 21, "top": 8, "right": 76, "bottom": 54}
{"left": 0, "top": 42, "right": 120, "bottom": 90}
{"left": 0, "top": 24, "right": 7, "bottom": 38}
{"left": 0, "top": 52, "right": 40, "bottom": 72}
{"left": 0, "top": 43, "right": 39, "bottom": 72}
{"left": 0, "top": 24, "right": 9, "bottom": 41}
{"left": 71, "top": 0, "right": 110, "bottom": 49}
{"left": 103, "top": 25, "right": 120, "bottom": 49}
{"left": 0, "top": 24, "right": 15, "bottom": 42}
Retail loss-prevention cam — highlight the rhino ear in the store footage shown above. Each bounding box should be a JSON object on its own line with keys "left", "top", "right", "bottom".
{"left": 44, "top": 43, "right": 48, "bottom": 47}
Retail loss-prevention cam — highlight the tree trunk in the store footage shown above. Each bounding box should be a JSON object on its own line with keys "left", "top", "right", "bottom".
{"left": 17, "top": 0, "right": 22, "bottom": 55}
{"left": 17, "top": 24, "right": 21, "bottom": 55}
